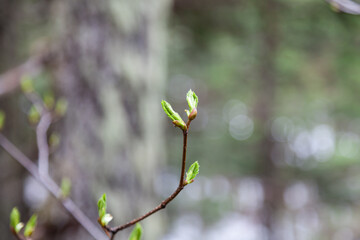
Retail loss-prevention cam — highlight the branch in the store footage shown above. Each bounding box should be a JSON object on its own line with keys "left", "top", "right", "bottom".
{"left": 104, "top": 120, "right": 191, "bottom": 237}
{"left": 0, "top": 134, "right": 108, "bottom": 240}
{"left": 326, "top": 0, "right": 360, "bottom": 14}
{"left": 36, "top": 112, "right": 52, "bottom": 176}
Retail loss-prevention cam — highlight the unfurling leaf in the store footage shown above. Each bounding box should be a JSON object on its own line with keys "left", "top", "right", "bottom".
{"left": 186, "top": 89, "right": 198, "bottom": 113}
{"left": 128, "top": 223, "right": 142, "bottom": 240}
{"left": 0, "top": 110, "right": 5, "bottom": 130}
{"left": 60, "top": 177, "right": 72, "bottom": 198}
{"left": 161, "top": 100, "right": 186, "bottom": 130}
{"left": 97, "top": 193, "right": 107, "bottom": 220}
{"left": 186, "top": 161, "right": 200, "bottom": 184}
{"left": 24, "top": 214, "right": 37, "bottom": 237}
{"left": 10, "top": 207, "right": 20, "bottom": 231}
{"left": 101, "top": 213, "right": 113, "bottom": 226}
{"left": 161, "top": 100, "right": 184, "bottom": 122}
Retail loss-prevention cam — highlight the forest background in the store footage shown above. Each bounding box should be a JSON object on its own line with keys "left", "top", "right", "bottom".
{"left": 1, "top": 0, "right": 360, "bottom": 240}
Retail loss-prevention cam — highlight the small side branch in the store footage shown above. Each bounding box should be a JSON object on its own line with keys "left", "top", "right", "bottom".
{"left": 0, "top": 134, "right": 108, "bottom": 240}
{"left": 36, "top": 112, "right": 52, "bottom": 176}
{"left": 326, "top": 0, "right": 360, "bottom": 14}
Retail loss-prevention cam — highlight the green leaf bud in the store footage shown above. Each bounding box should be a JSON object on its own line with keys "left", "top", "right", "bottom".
{"left": 15, "top": 223, "right": 24, "bottom": 234}
{"left": 128, "top": 223, "right": 142, "bottom": 240}
{"left": 10, "top": 207, "right": 20, "bottom": 231}
{"left": 0, "top": 110, "right": 5, "bottom": 130}
{"left": 20, "top": 76, "right": 34, "bottom": 93}
{"left": 186, "top": 89, "right": 198, "bottom": 113}
{"left": 60, "top": 177, "right": 72, "bottom": 198}
{"left": 161, "top": 100, "right": 186, "bottom": 129}
{"left": 97, "top": 193, "right": 107, "bottom": 219}
{"left": 55, "top": 98, "right": 68, "bottom": 117}
{"left": 43, "top": 92, "right": 55, "bottom": 110}
{"left": 185, "top": 161, "right": 200, "bottom": 184}
{"left": 161, "top": 100, "right": 183, "bottom": 121}
{"left": 100, "top": 213, "right": 113, "bottom": 226}
{"left": 188, "top": 108, "right": 197, "bottom": 121}
{"left": 28, "top": 105, "right": 40, "bottom": 124}
{"left": 24, "top": 214, "right": 37, "bottom": 237}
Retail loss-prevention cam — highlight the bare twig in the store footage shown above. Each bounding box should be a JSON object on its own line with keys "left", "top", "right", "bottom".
{"left": 104, "top": 120, "right": 192, "bottom": 238}
{"left": 326, "top": 0, "right": 360, "bottom": 14}
{"left": 36, "top": 112, "right": 52, "bottom": 176}
{"left": 0, "top": 134, "right": 108, "bottom": 240}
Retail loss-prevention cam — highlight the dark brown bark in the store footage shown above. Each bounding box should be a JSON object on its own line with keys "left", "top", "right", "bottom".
{"left": 254, "top": 0, "right": 280, "bottom": 239}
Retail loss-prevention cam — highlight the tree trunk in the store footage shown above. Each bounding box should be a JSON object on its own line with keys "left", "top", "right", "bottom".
{"left": 52, "top": 0, "right": 172, "bottom": 239}
{"left": 254, "top": 0, "right": 280, "bottom": 239}
{"left": 0, "top": 0, "right": 172, "bottom": 239}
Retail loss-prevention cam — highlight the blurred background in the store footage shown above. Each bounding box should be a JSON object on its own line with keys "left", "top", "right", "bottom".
{"left": 1, "top": 0, "right": 360, "bottom": 239}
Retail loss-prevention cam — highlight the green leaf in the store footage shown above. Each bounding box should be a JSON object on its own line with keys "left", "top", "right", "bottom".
{"left": 161, "top": 100, "right": 183, "bottom": 122}
{"left": 60, "top": 177, "right": 72, "bottom": 198}
{"left": 186, "top": 161, "right": 200, "bottom": 184}
{"left": 128, "top": 223, "right": 142, "bottom": 240}
{"left": 186, "top": 89, "right": 198, "bottom": 112}
{"left": 55, "top": 98, "right": 68, "bottom": 117}
{"left": 20, "top": 76, "right": 34, "bottom": 93}
{"left": 0, "top": 110, "right": 5, "bottom": 130}
{"left": 28, "top": 105, "right": 40, "bottom": 124}
{"left": 10, "top": 207, "right": 20, "bottom": 230}
{"left": 24, "top": 214, "right": 37, "bottom": 237}
{"left": 161, "top": 100, "right": 186, "bottom": 130}
{"left": 43, "top": 91, "right": 55, "bottom": 110}
{"left": 100, "top": 213, "right": 113, "bottom": 226}
{"left": 97, "top": 193, "right": 107, "bottom": 219}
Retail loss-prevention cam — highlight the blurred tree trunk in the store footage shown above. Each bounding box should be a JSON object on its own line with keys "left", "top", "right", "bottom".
{"left": 254, "top": 0, "right": 281, "bottom": 239}
{"left": 52, "top": 0, "right": 171, "bottom": 239}
{"left": 0, "top": 0, "right": 172, "bottom": 239}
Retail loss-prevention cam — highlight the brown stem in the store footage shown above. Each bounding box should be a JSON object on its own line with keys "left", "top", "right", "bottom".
{"left": 105, "top": 120, "right": 191, "bottom": 237}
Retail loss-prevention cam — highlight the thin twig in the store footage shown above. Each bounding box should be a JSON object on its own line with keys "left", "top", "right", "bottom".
{"left": 326, "top": 0, "right": 360, "bottom": 14}
{"left": 36, "top": 112, "right": 52, "bottom": 176}
{"left": 105, "top": 120, "right": 191, "bottom": 237}
{"left": 23, "top": 90, "right": 51, "bottom": 176}
{"left": 0, "top": 134, "right": 108, "bottom": 240}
